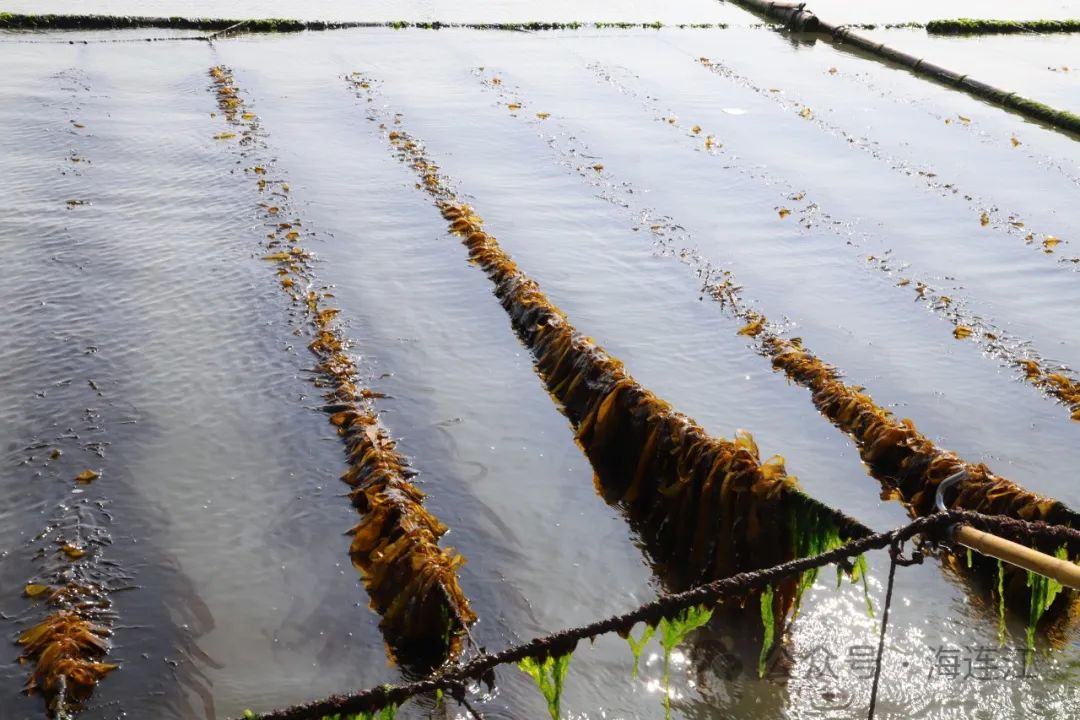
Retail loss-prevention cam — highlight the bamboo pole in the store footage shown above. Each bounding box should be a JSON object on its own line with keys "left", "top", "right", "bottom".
{"left": 724, "top": 0, "right": 1080, "bottom": 137}
{"left": 953, "top": 525, "right": 1080, "bottom": 589}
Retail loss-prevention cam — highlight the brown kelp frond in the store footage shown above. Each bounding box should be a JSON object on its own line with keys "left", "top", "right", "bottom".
{"left": 207, "top": 66, "right": 475, "bottom": 665}
{"left": 762, "top": 333, "right": 1080, "bottom": 527}
{"left": 19, "top": 504, "right": 117, "bottom": 718}
{"left": 347, "top": 74, "right": 873, "bottom": 645}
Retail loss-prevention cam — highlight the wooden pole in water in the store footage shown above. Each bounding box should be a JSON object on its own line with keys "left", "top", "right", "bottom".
{"left": 952, "top": 524, "right": 1080, "bottom": 589}
{"left": 933, "top": 470, "right": 1080, "bottom": 589}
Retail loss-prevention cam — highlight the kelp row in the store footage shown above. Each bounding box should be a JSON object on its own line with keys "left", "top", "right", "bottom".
{"left": 867, "top": 256, "right": 1080, "bottom": 421}
{"left": 470, "top": 66, "right": 1079, "bottom": 637}
{"left": 695, "top": 56, "right": 1076, "bottom": 264}
{"left": 0, "top": 13, "right": 730, "bottom": 33}
{"left": 691, "top": 56, "right": 1080, "bottom": 420}
{"left": 927, "top": 18, "right": 1080, "bottom": 35}
{"left": 207, "top": 66, "right": 475, "bottom": 666}
{"left": 14, "top": 80, "right": 120, "bottom": 718}
{"left": 493, "top": 62, "right": 1080, "bottom": 424}
{"left": 346, "top": 73, "right": 874, "bottom": 652}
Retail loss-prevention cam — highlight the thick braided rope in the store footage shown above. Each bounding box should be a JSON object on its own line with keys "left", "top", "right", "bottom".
{"left": 246, "top": 511, "right": 1080, "bottom": 720}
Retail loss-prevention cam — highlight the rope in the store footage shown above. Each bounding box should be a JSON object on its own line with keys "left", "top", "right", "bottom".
{"left": 242, "top": 511, "right": 1080, "bottom": 720}
{"left": 866, "top": 540, "right": 901, "bottom": 719}
{"left": 205, "top": 20, "right": 248, "bottom": 42}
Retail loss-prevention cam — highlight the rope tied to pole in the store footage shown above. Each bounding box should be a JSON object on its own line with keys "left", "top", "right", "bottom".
{"left": 242, "top": 510, "right": 1080, "bottom": 720}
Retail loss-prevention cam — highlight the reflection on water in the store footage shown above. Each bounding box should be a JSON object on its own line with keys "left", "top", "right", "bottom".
{"left": 1, "top": 14, "right": 1079, "bottom": 720}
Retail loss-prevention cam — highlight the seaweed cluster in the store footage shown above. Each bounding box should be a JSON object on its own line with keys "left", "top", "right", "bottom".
{"left": 18, "top": 489, "right": 118, "bottom": 716}
{"left": 0, "top": 13, "right": 729, "bottom": 34}
{"left": 18, "top": 592, "right": 116, "bottom": 717}
{"left": 208, "top": 66, "right": 474, "bottom": 666}
{"left": 927, "top": 18, "right": 1080, "bottom": 35}
{"left": 346, "top": 75, "right": 872, "bottom": 645}
{"left": 0, "top": 13, "right": 332, "bottom": 32}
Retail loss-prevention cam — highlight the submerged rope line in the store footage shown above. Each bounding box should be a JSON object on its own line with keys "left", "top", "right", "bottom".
{"left": 241, "top": 510, "right": 1080, "bottom": 719}
{"left": 205, "top": 66, "right": 475, "bottom": 667}
{"left": 16, "top": 74, "right": 121, "bottom": 718}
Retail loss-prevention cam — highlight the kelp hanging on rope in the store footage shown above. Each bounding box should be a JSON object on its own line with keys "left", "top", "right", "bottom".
{"left": 762, "top": 333, "right": 1080, "bottom": 641}
{"left": 473, "top": 64, "right": 1080, "bottom": 537}
{"left": 484, "top": 64, "right": 1080, "bottom": 423}
{"left": 345, "top": 75, "right": 873, "bottom": 649}
{"left": 346, "top": 71, "right": 1080, "bottom": 645}
{"left": 207, "top": 66, "right": 475, "bottom": 665}
{"left": 761, "top": 334, "right": 1080, "bottom": 524}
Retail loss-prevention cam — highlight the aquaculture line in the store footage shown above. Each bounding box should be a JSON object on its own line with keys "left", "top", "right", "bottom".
{"left": 349, "top": 63, "right": 1080, "bottom": 681}
{"left": 0, "top": 13, "right": 729, "bottom": 34}
{"left": 243, "top": 510, "right": 1080, "bottom": 720}
{"left": 356, "top": 68, "right": 1080, "bottom": 640}
{"left": 485, "top": 64, "right": 1080, "bottom": 422}
{"left": 206, "top": 66, "right": 475, "bottom": 666}
{"left": 15, "top": 78, "right": 121, "bottom": 719}
{"left": 347, "top": 71, "right": 875, "bottom": 625}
